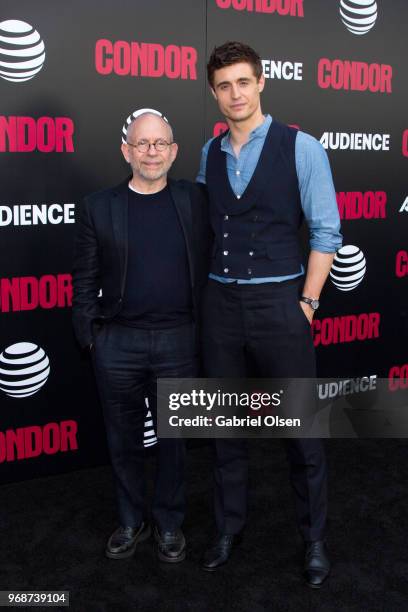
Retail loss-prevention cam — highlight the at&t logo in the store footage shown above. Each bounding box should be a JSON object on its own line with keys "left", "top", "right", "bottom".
{"left": 330, "top": 245, "right": 366, "bottom": 291}
{"left": 0, "top": 342, "right": 50, "bottom": 398}
{"left": 144, "top": 399, "right": 157, "bottom": 448}
{"left": 121, "top": 108, "right": 168, "bottom": 144}
{"left": 340, "top": 0, "right": 378, "bottom": 35}
{"left": 0, "top": 20, "right": 45, "bottom": 82}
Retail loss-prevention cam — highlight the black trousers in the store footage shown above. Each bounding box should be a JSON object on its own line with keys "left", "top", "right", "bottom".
{"left": 202, "top": 278, "right": 327, "bottom": 542}
{"left": 92, "top": 321, "right": 197, "bottom": 531}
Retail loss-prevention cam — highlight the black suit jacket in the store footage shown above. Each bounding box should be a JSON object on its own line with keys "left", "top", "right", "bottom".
{"left": 72, "top": 176, "right": 211, "bottom": 349}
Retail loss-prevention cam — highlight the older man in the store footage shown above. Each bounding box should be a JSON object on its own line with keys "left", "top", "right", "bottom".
{"left": 72, "top": 111, "right": 210, "bottom": 563}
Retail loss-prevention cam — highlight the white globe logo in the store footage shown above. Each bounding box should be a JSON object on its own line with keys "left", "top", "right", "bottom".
{"left": 122, "top": 108, "right": 168, "bottom": 144}
{"left": 0, "top": 342, "right": 50, "bottom": 398}
{"left": 0, "top": 19, "right": 45, "bottom": 83}
{"left": 144, "top": 401, "right": 157, "bottom": 448}
{"left": 340, "top": 0, "right": 378, "bottom": 35}
{"left": 330, "top": 245, "right": 366, "bottom": 291}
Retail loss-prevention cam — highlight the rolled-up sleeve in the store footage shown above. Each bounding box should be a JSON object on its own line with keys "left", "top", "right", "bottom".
{"left": 295, "top": 131, "right": 342, "bottom": 253}
{"left": 196, "top": 139, "right": 213, "bottom": 184}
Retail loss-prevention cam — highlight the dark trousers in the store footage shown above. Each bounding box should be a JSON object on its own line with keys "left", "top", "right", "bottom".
{"left": 92, "top": 321, "right": 197, "bottom": 531}
{"left": 202, "top": 278, "right": 327, "bottom": 542}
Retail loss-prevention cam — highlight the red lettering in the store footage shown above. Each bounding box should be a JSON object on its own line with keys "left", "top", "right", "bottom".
{"left": 215, "top": 0, "right": 303, "bottom": 15}
{"left": 317, "top": 58, "right": 330, "bottom": 89}
{"left": 0, "top": 274, "right": 72, "bottom": 313}
{"left": 113, "top": 40, "right": 130, "bottom": 76}
{"left": 58, "top": 274, "right": 73, "bottom": 307}
{"left": 148, "top": 43, "right": 164, "bottom": 77}
{"left": 213, "top": 122, "right": 229, "bottom": 137}
{"left": 37, "top": 117, "right": 55, "bottom": 153}
{"left": 55, "top": 118, "right": 74, "bottom": 153}
{"left": 131, "top": 42, "right": 148, "bottom": 76}
{"left": 336, "top": 191, "right": 387, "bottom": 220}
{"left": 39, "top": 275, "right": 57, "bottom": 309}
{"left": 382, "top": 65, "right": 392, "bottom": 93}
{"left": 0, "top": 278, "right": 20, "bottom": 312}
{"left": 17, "top": 117, "right": 36, "bottom": 152}
{"left": 317, "top": 59, "right": 392, "bottom": 93}
{"left": 24, "top": 426, "right": 43, "bottom": 459}
{"left": 402, "top": 130, "right": 408, "bottom": 157}
{"left": 389, "top": 364, "right": 408, "bottom": 391}
{"left": 396, "top": 250, "right": 408, "bottom": 278}
{"left": 95, "top": 39, "right": 113, "bottom": 75}
{"left": 0, "top": 421, "right": 79, "bottom": 463}
{"left": 356, "top": 314, "right": 368, "bottom": 340}
{"left": 0, "top": 116, "right": 74, "bottom": 153}
{"left": 0, "top": 116, "right": 17, "bottom": 151}
{"left": 312, "top": 313, "right": 380, "bottom": 347}
{"left": 368, "top": 312, "right": 380, "bottom": 339}
{"left": 165, "top": 45, "right": 180, "bottom": 79}
{"left": 5, "top": 428, "right": 25, "bottom": 461}
{"left": 181, "top": 46, "right": 197, "bottom": 80}
{"left": 95, "top": 40, "right": 197, "bottom": 80}
{"left": 0, "top": 433, "right": 5, "bottom": 463}
{"left": 20, "top": 277, "right": 38, "bottom": 311}
{"left": 60, "top": 420, "right": 79, "bottom": 452}
{"left": 43, "top": 423, "right": 60, "bottom": 455}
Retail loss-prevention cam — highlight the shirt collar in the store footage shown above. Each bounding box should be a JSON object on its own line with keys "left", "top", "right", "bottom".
{"left": 220, "top": 114, "right": 272, "bottom": 152}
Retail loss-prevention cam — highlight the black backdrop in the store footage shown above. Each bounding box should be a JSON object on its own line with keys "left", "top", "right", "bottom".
{"left": 0, "top": 0, "right": 407, "bottom": 482}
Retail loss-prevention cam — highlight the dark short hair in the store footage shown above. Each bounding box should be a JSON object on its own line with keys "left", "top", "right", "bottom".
{"left": 207, "top": 41, "right": 263, "bottom": 88}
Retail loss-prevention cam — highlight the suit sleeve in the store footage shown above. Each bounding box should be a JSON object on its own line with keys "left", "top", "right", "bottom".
{"left": 190, "top": 181, "right": 213, "bottom": 272}
{"left": 71, "top": 196, "right": 101, "bottom": 349}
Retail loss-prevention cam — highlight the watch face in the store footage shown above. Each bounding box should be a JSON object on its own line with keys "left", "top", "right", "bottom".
{"left": 311, "top": 300, "right": 319, "bottom": 310}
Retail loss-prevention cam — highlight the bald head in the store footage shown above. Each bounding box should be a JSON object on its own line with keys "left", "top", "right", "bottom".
{"left": 121, "top": 111, "right": 178, "bottom": 190}
{"left": 126, "top": 112, "right": 174, "bottom": 144}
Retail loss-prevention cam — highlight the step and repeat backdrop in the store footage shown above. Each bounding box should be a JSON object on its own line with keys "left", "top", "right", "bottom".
{"left": 0, "top": 0, "right": 407, "bottom": 482}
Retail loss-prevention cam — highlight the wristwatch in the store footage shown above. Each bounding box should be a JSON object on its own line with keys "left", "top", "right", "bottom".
{"left": 300, "top": 296, "right": 320, "bottom": 311}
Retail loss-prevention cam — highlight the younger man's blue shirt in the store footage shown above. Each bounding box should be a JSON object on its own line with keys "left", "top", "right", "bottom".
{"left": 196, "top": 115, "right": 342, "bottom": 284}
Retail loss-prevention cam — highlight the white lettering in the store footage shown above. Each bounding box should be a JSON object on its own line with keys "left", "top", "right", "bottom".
{"left": 262, "top": 59, "right": 303, "bottom": 80}
{"left": 320, "top": 132, "right": 390, "bottom": 151}
{"left": 0, "top": 203, "right": 76, "bottom": 227}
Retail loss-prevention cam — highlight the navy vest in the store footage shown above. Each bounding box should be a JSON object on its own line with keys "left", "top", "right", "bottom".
{"left": 206, "top": 120, "right": 303, "bottom": 279}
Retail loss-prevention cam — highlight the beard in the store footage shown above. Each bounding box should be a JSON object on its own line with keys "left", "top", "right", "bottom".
{"left": 132, "top": 158, "right": 172, "bottom": 182}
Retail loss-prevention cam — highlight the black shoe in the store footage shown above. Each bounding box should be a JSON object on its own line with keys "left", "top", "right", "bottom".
{"left": 202, "top": 534, "right": 241, "bottom": 572}
{"left": 153, "top": 526, "right": 186, "bottom": 563}
{"left": 304, "top": 540, "right": 330, "bottom": 588}
{"left": 105, "top": 522, "right": 151, "bottom": 559}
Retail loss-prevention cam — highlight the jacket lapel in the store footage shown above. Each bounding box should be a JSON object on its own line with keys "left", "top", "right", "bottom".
{"left": 168, "top": 179, "right": 195, "bottom": 288}
{"left": 110, "top": 178, "right": 129, "bottom": 296}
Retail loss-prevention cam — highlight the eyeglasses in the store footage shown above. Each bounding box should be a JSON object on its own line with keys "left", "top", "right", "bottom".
{"left": 126, "top": 139, "right": 174, "bottom": 153}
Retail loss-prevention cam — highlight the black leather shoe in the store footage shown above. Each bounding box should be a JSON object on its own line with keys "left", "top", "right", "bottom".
{"left": 304, "top": 540, "right": 330, "bottom": 588}
{"left": 153, "top": 526, "right": 186, "bottom": 563}
{"left": 105, "top": 522, "right": 151, "bottom": 559}
{"left": 202, "top": 534, "right": 241, "bottom": 572}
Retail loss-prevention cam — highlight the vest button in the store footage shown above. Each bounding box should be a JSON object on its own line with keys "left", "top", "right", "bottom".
{"left": 253, "top": 215, "right": 258, "bottom": 222}
{"left": 251, "top": 232, "right": 256, "bottom": 239}
{"left": 223, "top": 250, "right": 229, "bottom": 256}
{"left": 224, "top": 215, "right": 229, "bottom": 221}
{"left": 224, "top": 268, "right": 229, "bottom": 273}
{"left": 224, "top": 233, "right": 229, "bottom": 238}
{"left": 248, "top": 268, "right": 252, "bottom": 275}
{"left": 236, "top": 194, "right": 241, "bottom": 199}
{"left": 249, "top": 251, "right": 254, "bottom": 256}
